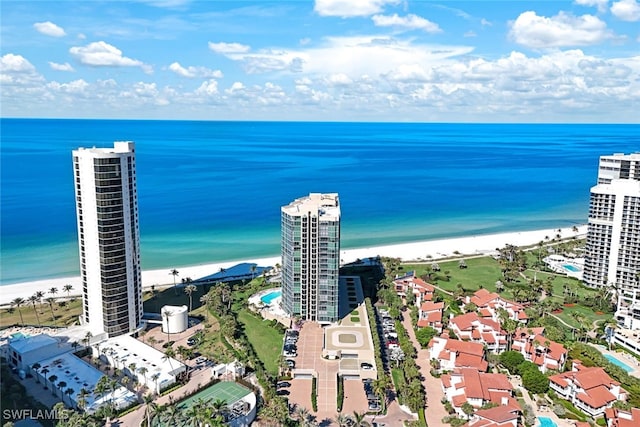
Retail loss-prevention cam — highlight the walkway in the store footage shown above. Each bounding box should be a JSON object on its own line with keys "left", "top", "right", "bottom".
{"left": 400, "top": 312, "right": 449, "bottom": 427}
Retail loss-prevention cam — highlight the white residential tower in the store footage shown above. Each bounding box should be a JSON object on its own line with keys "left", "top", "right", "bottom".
{"left": 73, "top": 142, "right": 143, "bottom": 337}
{"left": 281, "top": 193, "right": 341, "bottom": 323}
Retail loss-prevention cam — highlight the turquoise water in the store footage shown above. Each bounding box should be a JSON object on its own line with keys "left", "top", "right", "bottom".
{"left": 563, "top": 264, "right": 581, "bottom": 272}
{"left": 2, "top": 119, "right": 639, "bottom": 285}
{"left": 261, "top": 290, "right": 282, "bottom": 305}
{"left": 604, "top": 354, "right": 634, "bottom": 372}
{"left": 538, "top": 417, "right": 557, "bottom": 427}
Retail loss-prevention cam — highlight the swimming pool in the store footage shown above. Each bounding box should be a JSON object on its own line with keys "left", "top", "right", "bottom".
{"left": 562, "top": 264, "right": 581, "bottom": 272}
{"left": 261, "top": 290, "right": 282, "bottom": 305}
{"left": 538, "top": 417, "right": 557, "bottom": 427}
{"left": 604, "top": 354, "right": 634, "bottom": 373}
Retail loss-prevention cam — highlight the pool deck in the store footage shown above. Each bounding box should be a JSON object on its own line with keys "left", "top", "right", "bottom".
{"left": 592, "top": 344, "right": 640, "bottom": 378}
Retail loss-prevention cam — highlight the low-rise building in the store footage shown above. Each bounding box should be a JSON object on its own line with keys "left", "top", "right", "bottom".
{"left": 549, "top": 360, "right": 627, "bottom": 417}
{"left": 417, "top": 301, "right": 444, "bottom": 332}
{"left": 393, "top": 271, "right": 435, "bottom": 305}
{"left": 32, "top": 351, "right": 137, "bottom": 413}
{"left": 441, "top": 368, "right": 516, "bottom": 418}
{"left": 428, "top": 337, "right": 488, "bottom": 373}
{"left": 511, "top": 328, "right": 567, "bottom": 372}
{"left": 95, "top": 334, "right": 186, "bottom": 394}
{"left": 449, "top": 312, "right": 507, "bottom": 353}
{"left": 465, "top": 289, "right": 528, "bottom": 324}
{"left": 604, "top": 407, "right": 640, "bottom": 427}
{"left": 466, "top": 405, "right": 521, "bottom": 427}
{"left": 6, "top": 333, "right": 71, "bottom": 373}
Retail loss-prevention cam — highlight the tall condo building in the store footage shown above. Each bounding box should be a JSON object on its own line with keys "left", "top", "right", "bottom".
{"left": 582, "top": 153, "right": 640, "bottom": 329}
{"left": 73, "top": 142, "right": 143, "bottom": 337}
{"left": 281, "top": 193, "right": 341, "bottom": 323}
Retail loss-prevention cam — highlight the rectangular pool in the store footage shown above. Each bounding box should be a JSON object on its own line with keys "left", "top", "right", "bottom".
{"left": 563, "top": 263, "right": 581, "bottom": 272}
{"left": 604, "top": 354, "right": 634, "bottom": 373}
{"left": 538, "top": 417, "right": 557, "bottom": 427}
{"left": 261, "top": 290, "right": 282, "bottom": 305}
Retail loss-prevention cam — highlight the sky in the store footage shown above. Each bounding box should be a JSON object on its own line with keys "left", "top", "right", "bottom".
{"left": 1, "top": 0, "right": 639, "bottom": 122}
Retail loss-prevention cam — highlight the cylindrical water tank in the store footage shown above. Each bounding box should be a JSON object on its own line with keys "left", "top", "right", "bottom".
{"left": 161, "top": 305, "right": 188, "bottom": 334}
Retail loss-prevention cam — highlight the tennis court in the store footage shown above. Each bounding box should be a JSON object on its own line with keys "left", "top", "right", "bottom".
{"left": 178, "top": 381, "right": 252, "bottom": 409}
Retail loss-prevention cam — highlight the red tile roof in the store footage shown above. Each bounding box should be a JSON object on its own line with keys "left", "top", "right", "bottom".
{"left": 421, "top": 301, "right": 445, "bottom": 312}
{"left": 474, "top": 405, "right": 520, "bottom": 424}
{"left": 575, "top": 385, "right": 616, "bottom": 408}
{"left": 605, "top": 407, "right": 640, "bottom": 427}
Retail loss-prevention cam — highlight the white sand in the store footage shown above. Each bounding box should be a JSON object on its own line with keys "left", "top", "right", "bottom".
{"left": 0, "top": 225, "right": 586, "bottom": 306}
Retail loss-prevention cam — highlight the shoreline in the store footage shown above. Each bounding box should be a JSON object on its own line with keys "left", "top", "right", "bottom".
{"left": 0, "top": 225, "right": 586, "bottom": 306}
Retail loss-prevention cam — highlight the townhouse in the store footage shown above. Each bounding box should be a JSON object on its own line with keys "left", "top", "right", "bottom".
{"left": 393, "top": 271, "right": 435, "bottom": 306}
{"left": 449, "top": 312, "right": 508, "bottom": 353}
{"left": 417, "top": 301, "right": 445, "bottom": 332}
{"left": 428, "top": 337, "right": 488, "bottom": 373}
{"left": 511, "top": 327, "right": 567, "bottom": 373}
{"left": 441, "top": 367, "right": 517, "bottom": 418}
{"left": 549, "top": 360, "right": 627, "bottom": 417}
{"left": 465, "top": 405, "right": 522, "bottom": 427}
{"left": 465, "top": 289, "right": 528, "bottom": 324}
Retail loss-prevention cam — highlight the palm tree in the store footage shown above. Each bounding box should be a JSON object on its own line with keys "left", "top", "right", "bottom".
{"left": 170, "top": 269, "right": 180, "bottom": 294}
{"left": 63, "top": 284, "right": 74, "bottom": 298}
{"left": 32, "top": 363, "right": 41, "bottom": 383}
{"left": 35, "top": 290, "right": 45, "bottom": 313}
{"left": 41, "top": 367, "right": 50, "bottom": 389}
{"left": 351, "top": 411, "right": 370, "bottom": 427}
{"left": 48, "top": 375, "right": 58, "bottom": 396}
{"left": 83, "top": 331, "right": 93, "bottom": 349}
{"left": 334, "top": 413, "right": 351, "bottom": 427}
{"left": 162, "top": 309, "right": 173, "bottom": 342}
{"left": 49, "top": 286, "right": 58, "bottom": 298}
{"left": 57, "top": 380, "right": 67, "bottom": 400}
{"left": 45, "top": 297, "right": 56, "bottom": 325}
{"left": 11, "top": 297, "right": 25, "bottom": 326}
{"left": 199, "top": 294, "right": 212, "bottom": 321}
{"left": 151, "top": 372, "right": 161, "bottom": 395}
{"left": 65, "top": 388, "right": 75, "bottom": 408}
{"left": 184, "top": 284, "right": 197, "bottom": 312}
{"left": 143, "top": 394, "right": 157, "bottom": 427}
{"left": 137, "top": 366, "right": 148, "bottom": 389}
{"left": 163, "top": 346, "right": 176, "bottom": 372}
{"left": 77, "top": 388, "right": 90, "bottom": 411}
{"left": 28, "top": 294, "right": 41, "bottom": 326}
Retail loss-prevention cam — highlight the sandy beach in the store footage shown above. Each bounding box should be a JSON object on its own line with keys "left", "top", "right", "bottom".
{"left": 0, "top": 225, "right": 586, "bottom": 306}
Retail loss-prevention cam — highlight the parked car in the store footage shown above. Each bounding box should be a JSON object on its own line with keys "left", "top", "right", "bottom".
{"left": 277, "top": 381, "right": 291, "bottom": 388}
{"left": 284, "top": 350, "right": 297, "bottom": 357}
{"left": 360, "top": 362, "right": 374, "bottom": 370}
{"left": 277, "top": 389, "right": 290, "bottom": 396}
{"left": 286, "top": 359, "right": 296, "bottom": 368}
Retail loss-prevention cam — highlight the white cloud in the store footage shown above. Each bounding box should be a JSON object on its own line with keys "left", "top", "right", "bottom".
{"left": 218, "top": 36, "right": 473, "bottom": 78}
{"left": 195, "top": 79, "right": 219, "bottom": 96}
{"left": 48, "top": 62, "right": 74, "bottom": 72}
{"left": 168, "top": 62, "right": 223, "bottom": 78}
{"left": 509, "top": 11, "right": 612, "bottom": 48}
{"left": 314, "top": 0, "right": 400, "bottom": 18}
{"left": 34, "top": 21, "right": 66, "bottom": 37}
{"left": 574, "top": 0, "right": 610, "bottom": 13}
{"left": 208, "top": 42, "right": 250, "bottom": 54}
{"left": 611, "top": 0, "right": 640, "bottom": 21}
{"left": 47, "top": 79, "right": 89, "bottom": 94}
{"left": 1, "top": 54, "right": 36, "bottom": 73}
{"left": 69, "top": 41, "right": 148, "bottom": 70}
{"left": 372, "top": 14, "right": 442, "bottom": 33}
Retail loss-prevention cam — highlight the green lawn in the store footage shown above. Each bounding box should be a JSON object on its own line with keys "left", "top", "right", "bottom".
{"left": 391, "top": 368, "right": 406, "bottom": 391}
{"left": 236, "top": 308, "right": 284, "bottom": 376}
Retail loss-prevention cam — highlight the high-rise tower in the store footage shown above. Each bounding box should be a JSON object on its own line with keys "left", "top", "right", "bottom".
{"left": 582, "top": 153, "right": 640, "bottom": 329}
{"left": 73, "top": 142, "right": 143, "bottom": 337}
{"left": 281, "top": 193, "right": 340, "bottom": 323}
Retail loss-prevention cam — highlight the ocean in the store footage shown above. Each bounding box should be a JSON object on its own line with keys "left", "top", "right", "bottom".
{"left": 1, "top": 119, "right": 638, "bottom": 285}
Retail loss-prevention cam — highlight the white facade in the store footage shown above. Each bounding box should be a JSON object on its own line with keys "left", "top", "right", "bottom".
{"left": 582, "top": 154, "right": 640, "bottom": 332}
{"left": 161, "top": 305, "right": 188, "bottom": 334}
{"left": 281, "top": 193, "right": 341, "bottom": 323}
{"left": 95, "top": 334, "right": 186, "bottom": 394}
{"left": 73, "top": 142, "right": 143, "bottom": 337}
{"left": 7, "top": 334, "right": 70, "bottom": 372}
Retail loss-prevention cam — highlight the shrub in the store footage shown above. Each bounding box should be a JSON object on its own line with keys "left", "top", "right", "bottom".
{"left": 311, "top": 376, "right": 317, "bottom": 412}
